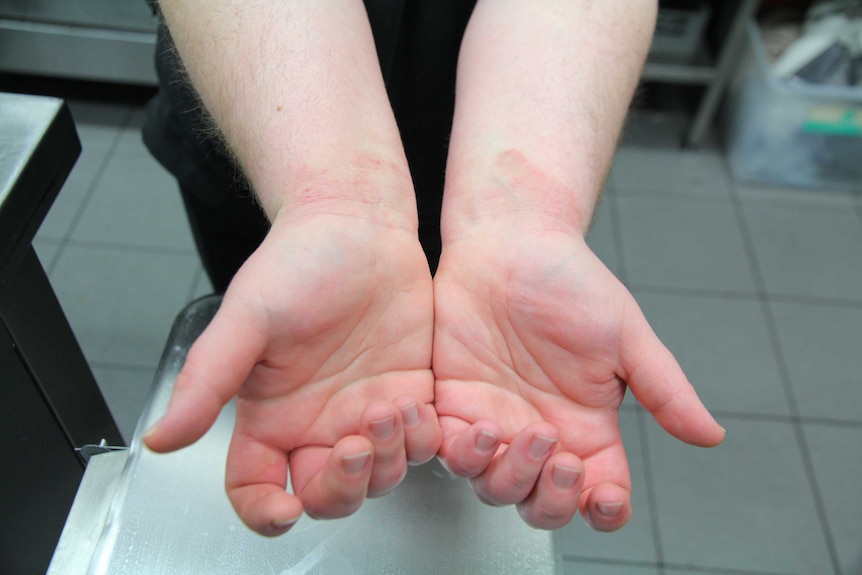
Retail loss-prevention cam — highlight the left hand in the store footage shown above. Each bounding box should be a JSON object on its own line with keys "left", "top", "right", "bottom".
{"left": 432, "top": 219, "right": 725, "bottom": 531}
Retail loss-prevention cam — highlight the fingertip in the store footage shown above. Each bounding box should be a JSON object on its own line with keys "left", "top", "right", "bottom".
{"left": 675, "top": 409, "right": 727, "bottom": 448}
{"left": 297, "top": 436, "right": 375, "bottom": 519}
{"left": 229, "top": 486, "right": 304, "bottom": 537}
{"left": 141, "top": 420, "right": 164, "bottom": 452}
{"left": 399, "top": 400, "right": 443, "bottom": 465}
{"left": 516, "top": 453, "right": 584, "bottom": 530}
{"left": 437, "top": 420, "right": 503, "bottom": 478}
{"left": 580, "top": 484, "right": 632, "bottom": 532}
{"left": 699, "top": 421, "right": 727, "bottom": 448}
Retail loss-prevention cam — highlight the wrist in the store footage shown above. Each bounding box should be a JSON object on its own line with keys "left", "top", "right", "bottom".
{"left": 266, "top": 154, "right": 419, "bottom": 233}
{"left": 441, "top": 149, "right": 597, "bottom": 243}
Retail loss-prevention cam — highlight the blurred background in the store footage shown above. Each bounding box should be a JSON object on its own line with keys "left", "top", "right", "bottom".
{"left": 0, "top": 1, "right": 860, "bottom": 574}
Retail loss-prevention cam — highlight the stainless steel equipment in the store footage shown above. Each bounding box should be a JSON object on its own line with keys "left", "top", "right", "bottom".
{"left": 0, "top": 91, "right": 123, "bottom": 575}
{"left": 0, "top": 0, "right": 157, "bottom": 85}
{"left": 49, "top": 296, "right": 561, "bottom": 575}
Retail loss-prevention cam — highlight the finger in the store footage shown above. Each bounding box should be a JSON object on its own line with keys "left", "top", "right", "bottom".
{"left": 225, "top": 432, "right": 303, "bottom": 536}
{"left": 144, "top": 294, "right": 267, "bottom": 453}
{"left": 470, "top": 422, "right": 559, "bottom": 506}
{"left": 516, "top": 452, "right": 584, "bottom": 530}
{"left": 436, "top": 420, "right": 503, "bottom": 478}
{"left": 291, "top": 436, "right": 374, "bottom": 519}
{"left": 393, "top": 396, "right": 443, "bottom": 465}
{"left": 360, "top": 402, "right": 407, "bottom": 497}
{"left": 573, "top": 439, "right": 632, "bottom": 532}
{"left": 580, "top": 482, "right": 633, "bottom": 532}
{"left": 619, "top": 303, "right": 725, "bottom": 447}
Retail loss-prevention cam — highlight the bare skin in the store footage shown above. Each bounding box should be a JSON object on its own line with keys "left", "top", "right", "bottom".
{"left": 434, "top": 215, "right": 724, "bottom": 531}
{"left": 143, "top": 0, "right": 442, "bottom": 535}
{"left": 145, "top": 210, "right": 440, "bottom": 535}
{"left": 145, "top": 0, "right": 725, "bottom": 536}
{"left": 432, "top": 0, "right": 725, "bottom": 531}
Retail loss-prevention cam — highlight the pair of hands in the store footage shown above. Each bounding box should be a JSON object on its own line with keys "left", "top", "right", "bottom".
{"left": 143, "top": 208, "right": 724, "bottom": 536}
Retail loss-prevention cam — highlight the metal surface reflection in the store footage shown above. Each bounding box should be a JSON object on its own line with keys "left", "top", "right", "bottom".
{"left": 84, "top": 296, "right": 559, "bottom": 575}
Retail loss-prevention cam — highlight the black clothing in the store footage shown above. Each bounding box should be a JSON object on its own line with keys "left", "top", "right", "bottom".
{"left": 143, "top": 1, "right": 478, "bottom": 291}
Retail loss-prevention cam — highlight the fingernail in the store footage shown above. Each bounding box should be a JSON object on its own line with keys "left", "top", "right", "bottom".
{"left": 720, "top": 425, "right": 727, "bottom": 435}
{"left": 142, "top": 421, "right": 160, "bottom": 440}
{"left": 596, "top": 501, "right": 624, "bottom": 517}
{"left": 400, "top": 403, "right": 420, "bottom": 427}
{"left": 371, "top": 416, "right": 395, "bottom": 439}
{"left": 552, "top": 465, "right": 581, "bottom": 490}
{"left": 343, "top": 452, "right": 372, "bottom": 475}
{"left": 272, "top": 517, "right": 300, "bottom": 531}
{"left": 530, "top": 434, "right": 557, "bottom": 459}
{"left": 475, "top": 430, "right": 498, "bottom": 453}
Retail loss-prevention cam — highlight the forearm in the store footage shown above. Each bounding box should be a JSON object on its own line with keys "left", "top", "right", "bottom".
{"left": 158, "top": 0, "right": 415, "bottom": 226}
{"left": 441, "top": 0, "right": 656, "bottom": 239}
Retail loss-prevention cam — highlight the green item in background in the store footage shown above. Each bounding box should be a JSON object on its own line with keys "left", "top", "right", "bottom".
{"left": 803, "top": 105, "right": 862, "bottom": 136}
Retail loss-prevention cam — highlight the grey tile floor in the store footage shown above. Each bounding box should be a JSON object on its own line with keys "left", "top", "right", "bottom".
{"left": 36, "top": 102, "right": 862, "bottom": 575}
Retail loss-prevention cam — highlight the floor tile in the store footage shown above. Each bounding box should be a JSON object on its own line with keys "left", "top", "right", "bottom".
{"left": 587, "top": 196, "right": 620, "bottom": 278}
{"left": 735, "top": 181, "right": 861, "bottom": 209}
{"left": 50, "top": 245, "right": 199, "bottom": 368}
{"left": 32, "top": 238, "right": 61, "bottom": 271}
{"left": 634, "top": 291, "right": 790, "bottom": 417}
{"left": 617, "top": 196, "right": 757, "bottom": 293}
{"left": 742, "top": 203, "right": 862, "bottom": 301}
{"left": 91, "top": 365, "right": 156, "bottom": 443}
{"left": 611, "top": 147, "right": 731, "bottom": 199}
{"left": 770, "top": 301, "right": 862, "bottom": 422}
{"left": 555, "top": 410, "right": 658, "bottom": 564}
{"left": 561, "top": 559, "right": 659, "bottom": 575}
{"left": 69, "top": 147, "right": 196, "bottom": 252}
{"left": 37, "top": 142, "right": 112, "bottom": 240}
{"left": 188, "top": 266, "right": 215, "bottom": 300}
{"left": 804, "top": 423, "right": 862, "bottom": 575}
{"left": 67, "top": 100, "right": 129, "bottom": 148}
{"left": 114, "top": 108, "right": 148, "bottom": 152}
{"left": 646, "top": 418, "right": 833, "bottom": 574}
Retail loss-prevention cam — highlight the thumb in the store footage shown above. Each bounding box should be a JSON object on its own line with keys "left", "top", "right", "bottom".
{"left": 619, "top": 300, "right": 725, "bottom": 448}
{"left": 144, "top": 293, "right": 267, "bottom": 452}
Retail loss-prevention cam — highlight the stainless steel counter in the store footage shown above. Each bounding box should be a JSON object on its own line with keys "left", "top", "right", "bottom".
{"left": 1, "top": 91, "right": 122, "bottom": 574}
{"left": 51, "top": 296, "right": 560, "bottom": 574}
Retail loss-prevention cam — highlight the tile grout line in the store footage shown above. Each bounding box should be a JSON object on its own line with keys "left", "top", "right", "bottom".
{"left": 727, "top": 180, "right": 843, "bottom": 575}
{"left": 629, "top": 283, "right": 760, "bottom": 302}
{"left": 615, "top": 184, "right": 862, "bottom": 214}
{"left": 47, "top": 117, "right": 129, "bottom": 276}
{"left": 561, "top": 554, "right": 658, "bottom": 570}
{"left": 629, "top": 283, "right": 862, "bottom": 309}
{"left": 661, "top": 561, "right": 799, "bottom": 575}
{"left": 709, "top": 410, "right": 862, "bottom": 429}
{"left": 614, "top": 187, "right": 734, "bottom": 207}
{"left": 563, "top": 553, "right": 801, "bottom": 575}
{"left": 606, "top": 185, "right": 667, "bottom": 571}
{"left": 185, "top": 266, "right": 205, "bottom": 302}
{"left": 562, "top": 553, "right": 804, "bottom": 575}
{"left": 635, "top": 407, "right": 666, "bottom": 573}
{"left": 62, "top": 238, "right": 198, "bottom": 257}
{"left": 605, "top": 188, "right": 629, "bottom": 287}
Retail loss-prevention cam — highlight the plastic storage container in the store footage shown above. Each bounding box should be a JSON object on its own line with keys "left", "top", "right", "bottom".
{"left": 724, "top": 23, "right": 862, "bottom": 191}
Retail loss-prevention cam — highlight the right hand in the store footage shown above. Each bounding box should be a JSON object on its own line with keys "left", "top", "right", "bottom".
{"left": 144, "top": 209, "right": 441, "bottom": 536}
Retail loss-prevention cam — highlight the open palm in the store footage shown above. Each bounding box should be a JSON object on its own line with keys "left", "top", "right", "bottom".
{"left": 433, "top": 223, "right": 724, "bottom": 530}
{"left": 144, "top": 213, "right": 441, "bottom": 535}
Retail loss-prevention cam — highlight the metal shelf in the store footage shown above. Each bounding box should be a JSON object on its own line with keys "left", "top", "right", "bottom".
{"left": 641, "top": 0, "right": 760, "bottom": 147}
{"left": 643, "top": 61, "right": 718, "bottom": 85}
